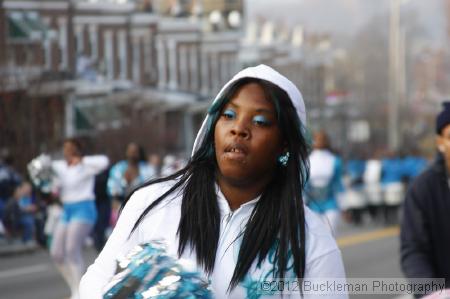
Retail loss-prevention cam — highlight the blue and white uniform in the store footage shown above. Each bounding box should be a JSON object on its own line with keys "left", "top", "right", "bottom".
{"left": 306, "top": 149, "right": 343, "bottom": 233}
{"left": 52, "top": 156, "right": 109, "bottom": 224}
{"left": 81, "top": 65, "right": 347, "bottom": 299}
{"left": 107, "top": 160, "right": 155, "bottom": 200}
{"left": 51, "top": 155, "right": 109, "bottom": 299}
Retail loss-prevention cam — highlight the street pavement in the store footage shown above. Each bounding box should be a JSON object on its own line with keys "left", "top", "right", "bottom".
{"left": 0, "top": 219, "right": 411, "bottom": 299}
{"left": 336, "top": 223, "right": 411, "bottom": 299}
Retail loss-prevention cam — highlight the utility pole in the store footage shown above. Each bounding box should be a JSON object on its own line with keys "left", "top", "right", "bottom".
{"left": 388, "top": 0, "right": 400, "bottom": 151}
{"left": 0, "top": 0, "right": 6, "bottom": 67}
{"left": 388, "top": 0, "right": 409, "bottom": 151}
{"left": 68, "top": 0, "right": 76, "bottom": 73}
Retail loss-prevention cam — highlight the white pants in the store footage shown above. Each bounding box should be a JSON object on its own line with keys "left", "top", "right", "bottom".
{"left": 50, "top": 221, "right": 93, "bottom": 299}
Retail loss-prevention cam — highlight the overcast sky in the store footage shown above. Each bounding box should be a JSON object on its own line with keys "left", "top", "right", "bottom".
{"left": 245, "top": 0, "right": 446, "bottom": 41}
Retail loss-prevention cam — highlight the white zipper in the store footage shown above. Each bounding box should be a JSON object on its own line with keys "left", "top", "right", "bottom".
{"left": 225, "top": 211, "right": 234, "bottom": 224}
{"left": 220, "top": 211, "right": 234, "bottom": 241}
{"left": 217, "top": 211, "right": 235, "bottom": 261}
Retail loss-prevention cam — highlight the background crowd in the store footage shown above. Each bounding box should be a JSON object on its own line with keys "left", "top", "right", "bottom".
{"left": 0, "top": 135, "right": 428, "bottom": 250}
{"left": 0, "top": 144, "right": 187, "bottom": 251}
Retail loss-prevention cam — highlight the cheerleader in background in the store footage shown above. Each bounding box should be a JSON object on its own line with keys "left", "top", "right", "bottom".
{"left": 50, "top": 138, "right": 109, "bottom": 299}
{"left": 305, "top": 130, "right": 344, "bottom": 234}
{"left": 107, "top": 142, "right": 155, "bottom": 227}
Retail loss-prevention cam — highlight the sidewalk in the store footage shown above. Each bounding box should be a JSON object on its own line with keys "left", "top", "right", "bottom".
{"left": 0, "top": 237, "right": 39, "bottom": 256}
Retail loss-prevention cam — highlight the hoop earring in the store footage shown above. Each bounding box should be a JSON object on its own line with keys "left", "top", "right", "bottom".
{"left": 278, "top": 152, "right": 290, "bottom": 167}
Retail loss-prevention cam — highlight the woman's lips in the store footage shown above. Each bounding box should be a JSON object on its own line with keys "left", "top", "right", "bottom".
{"left": 224, "top": 144, "right": 248, "bottom": 161}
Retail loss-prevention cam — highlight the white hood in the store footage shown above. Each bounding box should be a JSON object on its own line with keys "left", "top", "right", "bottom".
{"left": 192, "top": 64, "right": 306, "bottom": 155}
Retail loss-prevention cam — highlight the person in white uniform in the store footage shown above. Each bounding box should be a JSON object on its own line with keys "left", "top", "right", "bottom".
{"left": 50, "top": 138, "right": 109, "bottom": 299}
{"left": 80, "top": 65, "right": 347, "bottom": 299}
{"left": 306, "top": 131, "right": 344, "bottom": 234}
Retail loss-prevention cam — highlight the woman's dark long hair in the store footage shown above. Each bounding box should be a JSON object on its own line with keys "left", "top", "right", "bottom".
{"left": 124, "top": 77, "right": 310, "bottom": 291}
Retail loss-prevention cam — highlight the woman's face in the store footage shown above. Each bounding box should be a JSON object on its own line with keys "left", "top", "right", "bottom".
{"left": 63, "top": 141, "right": 80, "bottom": 162}
{"left": 313, "top": 131, "right": 328, "bottom": 150}
{"left": 126, "top": 143, "right": 140, "bottom": 163}
{"left": 214, "top": 83, "right": 284, "bottom": 186}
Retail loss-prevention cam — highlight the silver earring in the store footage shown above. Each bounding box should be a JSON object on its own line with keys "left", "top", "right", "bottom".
{"left": 278, "top": 152, "right": 290, "bottom": 167}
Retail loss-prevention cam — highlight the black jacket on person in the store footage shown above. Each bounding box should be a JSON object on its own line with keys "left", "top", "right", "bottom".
{"left": 401, "top": 153, "right": 450, "bottom": 294}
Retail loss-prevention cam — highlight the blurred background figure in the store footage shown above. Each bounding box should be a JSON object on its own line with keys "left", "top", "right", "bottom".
{"left": 0, "top": 151, "right": 22, "bottom": 237}
{"left": 15, "top": 182, "right": 37, "bottom": 245}
{"left": 2, "top": 182, "right": 36, "bottom": 245}
{"left": 160, "top": 154, "right": 188, "bottom": 177}
{"left": 340, "top": 154, "right": 367, "bottom": 225}
{"left": 305, "top": 130, "right": 344, "bottom": 234}
{"left": 380, "top": 150, "right": 405, "bottom": 224}
{"left": 401, "top": 149, "right": 428, "bottom": 185}
{"left": 160, "top": 154, "right": 177, "bottom": 177}
{"left": 147, "top": 153, "right": 162, "bottom": 177}
{"left": 363, "top": 152, "right": 384, "bottom": 223}
{"left": 48, "top": 138, "right": 109, "bottom": 299}
{"left": 92, "top": 167, "right": 111, "bottom": 252}
{"left": 107, "top": 142, "right": 155, "bottom": 227}
{"left": 43, "top": 196, "right": 62, "bottom": 249}
{"left": 76, "top": 51, "right": 98, "bottom": 82}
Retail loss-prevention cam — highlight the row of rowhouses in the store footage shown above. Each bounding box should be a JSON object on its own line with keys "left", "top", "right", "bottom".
{"left": 0, "top": 0, "right": 335, "bottom": 171}
{"left": 0, "top": 0, "right": 243, "bottom": 167}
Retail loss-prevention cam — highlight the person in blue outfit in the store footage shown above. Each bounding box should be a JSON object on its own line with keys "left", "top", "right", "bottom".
{"left": 306, "top": 130, "right": 344, "bottom": 233}
{"left": 3, "top": 182, "right": 35, "bottom": 243}
{"left": 107, "top": 142, "right": 155, "bottom": 202}
{"left": 401, "top": 150, "right": 428, "bottom": 182}
{"left": 381, "top": 151, "right": 405, "bottom": 224}
{"left": 15, "top": 182, "right": 37, "bottom": 244}
{"left": 0, "top": 152, "right": 22, "bottom": 229}
{"left": 107, "top": 142, "right": 155, "bottom": 226}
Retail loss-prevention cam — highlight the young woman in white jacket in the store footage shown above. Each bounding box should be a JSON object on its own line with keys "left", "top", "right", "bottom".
{"left": 80, "top": 65, "right": 347, "bottom": 299}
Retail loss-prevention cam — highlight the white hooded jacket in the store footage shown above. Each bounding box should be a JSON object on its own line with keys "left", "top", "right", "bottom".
{"left": 80, "top": 65, "right": 347, "bottom": 299}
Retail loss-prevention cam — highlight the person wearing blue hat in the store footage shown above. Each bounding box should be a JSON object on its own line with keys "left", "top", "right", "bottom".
{"left": 401, "top": 101, "right": 450, "bottom": 297}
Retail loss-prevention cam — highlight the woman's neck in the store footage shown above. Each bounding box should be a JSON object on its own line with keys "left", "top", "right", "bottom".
{"left": 216, "top": 175, "right": 270, "bottom": 211}
{"left": 67, "top": 156, "right": 81, "bottom": 166}
{"left": 127, "top": 160, "right": 139, "bottom": 167}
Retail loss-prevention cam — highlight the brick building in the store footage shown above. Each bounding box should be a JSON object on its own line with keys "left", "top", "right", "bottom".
{"left": 0, "top": 0, "right": 242, "bottom": 170}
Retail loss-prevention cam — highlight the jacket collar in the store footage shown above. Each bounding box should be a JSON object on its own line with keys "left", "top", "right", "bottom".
{"left": 431, "top": 152, "right": 450, "bottom": 183}
{"left": 215, "top": 183, "right": 260, "bottom": 216}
